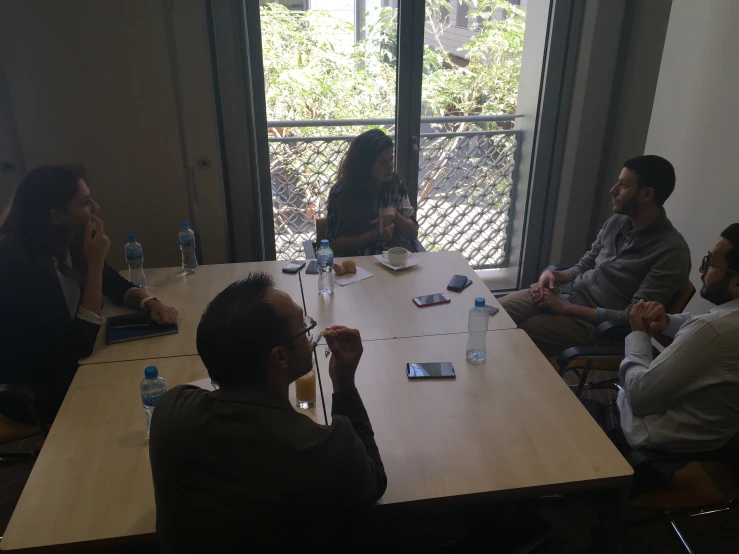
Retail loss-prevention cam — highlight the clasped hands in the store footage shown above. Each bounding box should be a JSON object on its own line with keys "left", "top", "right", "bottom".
{"left": 629, "top": 300, "right": 669, "bottom": 336}
{"left": 529, "top": 269, "right": 566, "bottom": 314}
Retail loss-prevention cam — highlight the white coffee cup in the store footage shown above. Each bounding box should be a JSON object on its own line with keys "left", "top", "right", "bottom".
{"left": 382, "top": 246, "right": 409, "bottom": 267}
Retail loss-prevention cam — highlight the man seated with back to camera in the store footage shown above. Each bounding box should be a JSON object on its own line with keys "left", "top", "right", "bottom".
{"left": 148, "top": 272, "right": 386, "bottom": 553}
{"left": 500, "top": 155, "right": 691, "bottom": 357}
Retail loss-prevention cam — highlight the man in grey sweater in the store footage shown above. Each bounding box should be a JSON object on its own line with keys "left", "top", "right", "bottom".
{"left": 501, "top": 155, "right": 690, "bottom": 356}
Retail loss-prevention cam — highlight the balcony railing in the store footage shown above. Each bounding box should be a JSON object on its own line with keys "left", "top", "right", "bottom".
{"left": 268, "top": 115, "right": 521, "bottom": 269}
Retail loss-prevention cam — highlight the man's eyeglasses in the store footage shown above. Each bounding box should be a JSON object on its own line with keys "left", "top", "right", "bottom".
{"left": 286, "top": 314, "right": 318, "bottom": 344}
{"left": 700, "top": 252, "right": 739, "bottom": 274}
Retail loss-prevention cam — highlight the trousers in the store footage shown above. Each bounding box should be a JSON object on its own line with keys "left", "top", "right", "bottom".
{"left": 499, "top": 289, "right": 597, "bottom": 357}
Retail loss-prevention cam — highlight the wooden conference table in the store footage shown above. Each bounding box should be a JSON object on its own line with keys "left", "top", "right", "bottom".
{"left": 0, "top": 356, "right": 324, "bottom": 552}
{"left": 1, "top": 252, "right": 632, "bottom": 551}
{"left": 81, "top": 251, "right": 516, "bottom": 365}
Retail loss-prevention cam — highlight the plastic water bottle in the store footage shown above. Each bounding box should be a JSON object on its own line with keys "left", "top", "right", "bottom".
{"left": 466, "top": 297, "right": 488, "bottom": 363}
{"left": 140, "top": 365, "right": 167, "bottom": 439}
{"left": 178, "top": 221, "right": 198, "bottom": 273}
{"left": 124, "top": 234, "right": 146, "bottom": 287}
{"left": 317, "top": 239, "right": 334, "bottom": 296}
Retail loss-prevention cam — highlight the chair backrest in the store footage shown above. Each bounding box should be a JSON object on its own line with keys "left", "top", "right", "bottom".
{"left": 315, "top": 217, "right": 327, "bottom": 245}
{"left": 0, "top": 413, "right": 41, "bottom": 444}
{"left": 654, "top": 280, "right": 696, "bottom": 348}
{"left": 306, "top": 218, "right": 329, "bottom": 259}
{"left": 666, "top": 280, "right": 696, "bottom": 315}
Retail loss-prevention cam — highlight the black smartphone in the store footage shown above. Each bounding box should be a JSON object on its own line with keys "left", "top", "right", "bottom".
{"left": 412, "top": 293, "right": 451, "bottom": 308}
{"left": 305, "top": 260, "right": 319, "bottom": 274}
{"left": 407, "top": 362, "right": 456, "bottom": 379}
{"left": 282, "top": 260, "right": 306, "bottom": 274}
{"left": 107, "top": 311, "right": 152, "bottom": 329}
{"left": 486, "top": 305, "right": 500, "bottom": 316}
{"left": 447, "top": 274, "right": 469, "bottom": 292}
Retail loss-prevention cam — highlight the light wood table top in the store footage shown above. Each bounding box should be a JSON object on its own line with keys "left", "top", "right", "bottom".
{"left": 81, "top": 261, "right": 306, "bottom": 365}
{"left": 0, "top": 356, "right": 324, "bottom": 552}
{"left": 303, "top": 251, "right": 516, "bottom": 342}
{"left": 82, "top": 252, "right": 515, "bottom": 365}
{"left": 319, "top": 330, "right": 632, "bottom": 506}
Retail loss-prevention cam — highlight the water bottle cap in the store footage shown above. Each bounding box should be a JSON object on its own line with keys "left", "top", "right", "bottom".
{"left": 181, "top": 221, "right": 190, "bottom": 229}
{"left": 127, "top": 234, "right": 136, "bottom": 242}
{"left": 144, "top": 366, "right": 158, "bottom": 379}
{"left": 320, "top": 239, "right": 329, "bottom": 247}
{"left": 475, "top": 297, "right": 486, "bottom": 308}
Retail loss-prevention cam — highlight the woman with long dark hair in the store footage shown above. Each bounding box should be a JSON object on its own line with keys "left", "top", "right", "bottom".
{"left": 0, "top": 166, "right": 178, "bottom": 422}
{"left": 325, "top": 129, "right": 419, "bottom": 256}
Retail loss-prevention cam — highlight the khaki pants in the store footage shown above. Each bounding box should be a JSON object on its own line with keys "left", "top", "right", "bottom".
{"left": 499, "top": 289, "right": 597, "bottom": 357}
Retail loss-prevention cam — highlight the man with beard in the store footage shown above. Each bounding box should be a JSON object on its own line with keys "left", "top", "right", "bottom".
{"left": 148, "top": 272, "right": 386, "bottom": 552}
{"left": 613, "top": 224, "right": 739, "bottom": 453}
{"left": 500, "top": 155, "right": 690, "bottom": 356}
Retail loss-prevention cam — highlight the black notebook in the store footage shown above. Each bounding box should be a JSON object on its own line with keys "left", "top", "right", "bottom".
{"left": 105, "top": 320, "right": 179, "bottom": 344}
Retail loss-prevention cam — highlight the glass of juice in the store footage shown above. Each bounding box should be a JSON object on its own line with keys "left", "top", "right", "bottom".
{"left": 295, "top": 369, "right": 316, "bottom": 409}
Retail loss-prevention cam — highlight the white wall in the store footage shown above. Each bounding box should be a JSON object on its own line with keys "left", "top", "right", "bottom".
{"left": 645, "top": 0, "right": 739, "bottom": 313}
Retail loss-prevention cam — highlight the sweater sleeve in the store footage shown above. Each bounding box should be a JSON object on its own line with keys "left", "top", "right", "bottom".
{"left": 566, "top": 224, "right": 604, "bottom": 280}
{"left": 0, "top": 254, "right": 102, "bottom": 374}
{"left": 601, "top": 246, "right": 691, "bottom": 321}
{"left": 102, "top": 263, "right": 136, "bottom": 306}
{"left": 330, "top": 388, "right": 387, "bottom": 505}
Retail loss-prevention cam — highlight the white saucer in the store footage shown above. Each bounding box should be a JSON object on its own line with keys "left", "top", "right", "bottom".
{"left": 374, "top": 254, "right": 423, "bottom": 271}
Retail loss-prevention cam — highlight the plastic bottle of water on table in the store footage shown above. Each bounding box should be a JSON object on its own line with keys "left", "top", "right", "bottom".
{"left": 466, "top": 297, "right": 488, "bottom": 363}
{"left": 124, "top": 234, "right": 146, "bottom": 288}
{"left": 140, "top": 365, "right": 167, "bottom": 439}
{"left": 179, "top": 221, "right": 198, "bottom": 273}
{"left": 316, "top": 239, "right": 334, "bottom": 296}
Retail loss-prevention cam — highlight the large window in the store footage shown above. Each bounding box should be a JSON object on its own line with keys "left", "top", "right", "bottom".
{"left": 215, "top": 0, "right": 576, "bottom": 290}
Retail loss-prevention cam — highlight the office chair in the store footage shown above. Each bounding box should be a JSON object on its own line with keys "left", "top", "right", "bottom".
{"left": 626, "top": 434, "right": 739, "bottom": 553}
{"left": 555, "top": 276, "right": 695, "bottom": 396}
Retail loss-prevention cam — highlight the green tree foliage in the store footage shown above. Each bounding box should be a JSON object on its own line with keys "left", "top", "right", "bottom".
{"left": 261, "top": 0, "right": 525, "bottom": 137}
{"left": 264, "top": 1, "right": 526, "bottom": 263}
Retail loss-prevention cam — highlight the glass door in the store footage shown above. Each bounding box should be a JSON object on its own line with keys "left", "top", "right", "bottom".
{"left": 417, "top": 1, "right": 525, "bottom": 273}
{"left": 257, "top": 0, "right": 400, "bottom": 261}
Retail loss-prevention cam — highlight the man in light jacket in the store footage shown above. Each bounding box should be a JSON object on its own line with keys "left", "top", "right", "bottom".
{"left": 618, "top": 224, "right": 739, "bottom": 453}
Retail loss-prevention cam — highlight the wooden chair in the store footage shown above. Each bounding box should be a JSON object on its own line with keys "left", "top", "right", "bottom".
{"left": 556, "top": 279, "right": 696, "bottom": 396}
{"left": 626, "top": 433, "right": 739, "bottom": 553}
{"left": 303, "top": 217, "right": 327, "bottom": 259}
{"left": 0, "top": 384, "right": 48, "bottom": 464}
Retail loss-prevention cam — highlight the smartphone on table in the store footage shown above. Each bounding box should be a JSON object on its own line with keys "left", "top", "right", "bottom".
{"left": 485, "top": 305, "right": 499, "bottom": 316}
{"left": 447, "top": 274, "right": 472, "bottom": 292}
{"left": 282, "top": 260, "right": 306, "bottom": 274}
{"left": 412, "top": 293, "right": 451, "bottom": 308}
{"left": 407, "top": 362, "right": 456, "bottom": 379}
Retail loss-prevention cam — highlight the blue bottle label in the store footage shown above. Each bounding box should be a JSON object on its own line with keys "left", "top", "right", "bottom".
{"left": 179, "top": 238, "right": 194, "bottom": 247}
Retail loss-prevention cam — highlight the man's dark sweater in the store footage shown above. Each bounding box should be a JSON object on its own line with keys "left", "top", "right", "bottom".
{"left": 149, "top": 384, "right": 386, "bottom": 553}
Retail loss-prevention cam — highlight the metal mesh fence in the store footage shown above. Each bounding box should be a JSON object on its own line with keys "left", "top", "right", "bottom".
{"left": 268, "top": 129, "right": 519, "bottom": 268}
{"left": 417, "top": 131, "right": 518, "bottom": 269}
